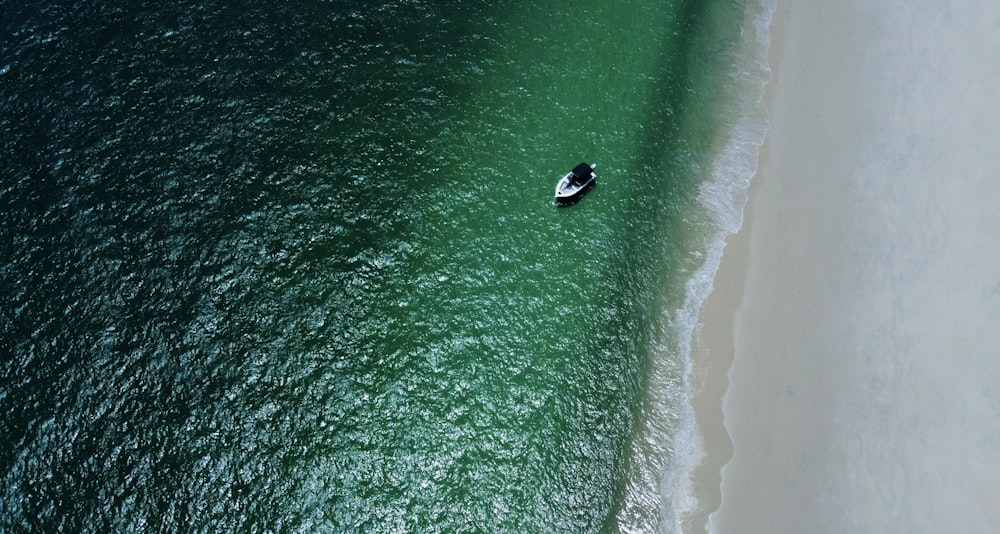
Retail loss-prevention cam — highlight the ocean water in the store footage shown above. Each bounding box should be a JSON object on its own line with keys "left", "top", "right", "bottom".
{"left": 0, "top": 1, "right": 771, "bottom": 532}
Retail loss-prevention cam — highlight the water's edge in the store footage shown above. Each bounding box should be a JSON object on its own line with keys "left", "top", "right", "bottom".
{"left": 644, "top": 0, "right": 776, "bottom": 531}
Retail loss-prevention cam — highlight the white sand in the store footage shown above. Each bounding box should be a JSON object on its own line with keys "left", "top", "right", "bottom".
{"left": 698, "top": 0, "right": 1000, "bottom": 532}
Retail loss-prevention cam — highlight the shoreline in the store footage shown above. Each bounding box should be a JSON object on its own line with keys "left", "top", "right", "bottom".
{"left": 691, "top": 0, "right": 1000, "bottom": 532}
{"left": 682, "top": 0, "right": 783, "bottom": 531}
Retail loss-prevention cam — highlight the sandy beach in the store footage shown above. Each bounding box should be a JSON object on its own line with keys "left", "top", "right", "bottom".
{"left": 690, "top": 0, "right": 1000, "bottom": 532}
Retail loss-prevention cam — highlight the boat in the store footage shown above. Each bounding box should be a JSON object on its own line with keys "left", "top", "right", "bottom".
{"left": 554, "top": 162, "right": 597, "bottom": 202}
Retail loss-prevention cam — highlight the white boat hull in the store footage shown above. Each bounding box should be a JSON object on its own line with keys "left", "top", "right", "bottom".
{"left": 554, "top": 163, "right": 597, "bottom": 202}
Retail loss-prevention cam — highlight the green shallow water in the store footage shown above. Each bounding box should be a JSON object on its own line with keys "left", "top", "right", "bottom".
{"left": 1, "top": 0, "right": 769, "bottom": 531}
